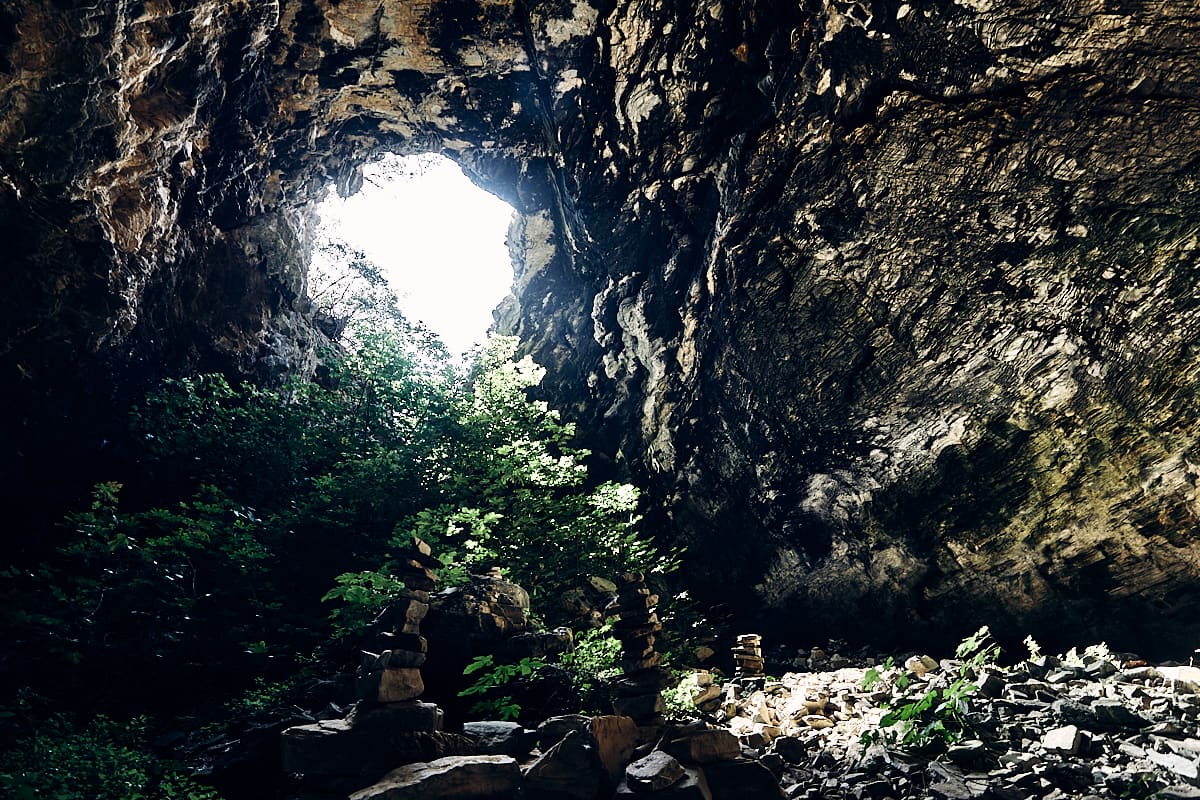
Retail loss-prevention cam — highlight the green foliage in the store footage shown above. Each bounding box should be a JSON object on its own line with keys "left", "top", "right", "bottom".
{"left": 661, "top": 673, "right": 703, "bottom": 721}
{"left": 4, "top": 274, "right": 673, "bottom": 724}
{"left": 322, "top": 336, "right": 674, "bottom": 634}
{"left": 0, "top": 712, "right": 221, "bottom": 800}
{"left": 862, "top": 626, "right": 1000, "bottom": 751}
{"left": 321, "top": 571, "right": 407, "bottom": 641}
{"left": 224, "top": 676, "right": 302, "bottom": 720}
{"left": 385, "top": 337, "right": 662, "bottom": 610}
{"left": 557, "top": 621, "right": 623, "bottom": 714}
{"left": 861, "top": 656, "right": 898, "bottom": 692}
{"left": 0, "top": 481, "right": 277, "bottom": 684}
{"left": 458, "top": 655, "right": 546, "bottom": 720}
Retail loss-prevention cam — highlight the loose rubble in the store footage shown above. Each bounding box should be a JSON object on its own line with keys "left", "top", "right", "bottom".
{"left": 684, "top": 643, "right": 1200, "bottom": 800}
{"left": 281, "top": 558, "right": 1200, "bottom": 800}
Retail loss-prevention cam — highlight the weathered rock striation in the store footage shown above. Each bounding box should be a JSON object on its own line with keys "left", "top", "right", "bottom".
{"left": 4, "top": 0, "right": 1200, "bottom": 652}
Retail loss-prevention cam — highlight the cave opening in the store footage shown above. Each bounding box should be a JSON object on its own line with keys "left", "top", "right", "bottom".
{"left": 311, "top": 152, "right": 516, "bottom": 357}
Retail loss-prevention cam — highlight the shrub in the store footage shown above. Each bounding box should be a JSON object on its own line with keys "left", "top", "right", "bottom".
{"left": 0, "top": 712, "right": 221, "bottom": 800}
{"left": 861, "top": 626, "right": 1000, "bottom": 750}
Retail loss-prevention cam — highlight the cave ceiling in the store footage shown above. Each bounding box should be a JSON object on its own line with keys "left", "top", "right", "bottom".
{"left": 4, "top": 0, "right": 1200, "bottom": 652}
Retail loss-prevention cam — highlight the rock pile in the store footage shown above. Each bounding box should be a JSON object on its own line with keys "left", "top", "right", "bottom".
{"left": 356, "top": 536, "right": 440, "bottom": 704}
{"left": 617, "top": 722, "right": 783, "bottom": 799}
{"left": 681, "top": 643, "right": 1200, "bottom": 800}
{"left": 608, "top": 572, "right": 675, "bottom": 736}
{"left": 281, "top": 536, "right": 461, "bottom": 798}
{"left": 733, "top": 634, "right": 765, "bottom": 678}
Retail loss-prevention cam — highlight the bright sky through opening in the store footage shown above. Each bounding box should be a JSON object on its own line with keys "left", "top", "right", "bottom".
{"left": 316, "top": 153, "right": 516, "bottom": 356}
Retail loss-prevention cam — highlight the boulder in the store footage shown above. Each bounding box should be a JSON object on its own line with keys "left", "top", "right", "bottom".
{"left": 626, "top": 750, "right": 686, "bottom": 792}
{"left": 281, "top": 701, "right": 463, "bottom": 778}
{"left": 428, "top": 576, "right": 531, "bottom": 646}
{"left": 524, "top": 729, "right": 607, "bottom": 800}
{"left": 463, "top": 721, "right": 535, "bottom": 758}
{"left": 661, "top": 727, "right": 740, "bottom": 765}
{"left": 281, "top": 725, "right": 473, "bottom": 779}
{"left": 701, "top": 758, "right": 784, "bottom": 800}
{"left": 537, "top": 715, "right": 591, "bottom": 751}
{"left": 349, "top": 755, "right": 520, "bottom": 800}
{"left": 590, "top": 715, "right": 638, "bottom": 784}
{"left": 616, "top": 767, "right": 711, "bottom": 799}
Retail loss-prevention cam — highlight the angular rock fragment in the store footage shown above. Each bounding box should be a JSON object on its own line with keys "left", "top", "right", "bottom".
{"left": 626, "top": 750, "right": 686, "bottom": 791}
{"left": 463, "top": 720, "right": 534, "bottom": 758}
{"left": 349, "top": 755, "right": 519, "bottom": 800}
{"left": 1041, "top": 724, "right": 1090, "bottom": 755}
{"left": 524, "top": 729, "right": 608, "bottom": 800}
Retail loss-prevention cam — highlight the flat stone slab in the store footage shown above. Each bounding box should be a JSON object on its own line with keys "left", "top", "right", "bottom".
{"left": 350, "top": 755, "right": 520, "bottom": 800}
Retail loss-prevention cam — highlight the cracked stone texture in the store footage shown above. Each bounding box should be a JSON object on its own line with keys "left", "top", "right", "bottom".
{"left": 3, "top": 0, "right": 1200, "bottom": 653}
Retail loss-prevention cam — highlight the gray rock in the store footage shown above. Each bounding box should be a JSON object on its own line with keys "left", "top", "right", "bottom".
{"left": 1089, "top": 698, "right": 1147, "bottom": 731}
{"left": 524, "top": 729, "right": 607, "bottom": 800}
{"left": 759, "top": 752, "right": 785, "bottom": 776}
{"left": 771, "top": 736, "right": 809, "bottom": 764}
{"left": 617, "top": 767, "right": 712, "bottom": 799}
{"left": 661, "top": 728, "right": 741, "bottom": 764}
{"left": 1041, "top": 725, "right": 1090, "bottom": 756}
{"left": 463, "top": 721, "right": 534, "bottom": 758}
{"left": 702, "top": 758, "right": 786, "bottom": 799}
{"left": 349, "top": 755, "right": 520, "bottom": 800}
{"left": 1147, "top": 749, "right": 1200, "bottom": 781}
{"left": 280, "top": 702, "right": 464, "bottom": 778}
{"left": 626, "top": 750, "right": 686, "bottom": 791}
{"left": 537, "top": 715, "right": 591, "bottom": 750}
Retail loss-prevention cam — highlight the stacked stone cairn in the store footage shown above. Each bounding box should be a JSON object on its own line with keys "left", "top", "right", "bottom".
{"left": 732, "top": 633, "right": 764, "bottom": 679}
{"left": 356, "top": 535, "right": 440, "bottom": 703}
{"left": 281, "top": 535, "right": 462, "bottom": 798}
{"left": 608, "top": 572, "right": 675, "bottom": 738}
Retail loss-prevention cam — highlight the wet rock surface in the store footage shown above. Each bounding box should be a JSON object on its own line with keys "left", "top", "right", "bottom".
{"left": 5, "top": 1, "right": 1200, "bottom": 650}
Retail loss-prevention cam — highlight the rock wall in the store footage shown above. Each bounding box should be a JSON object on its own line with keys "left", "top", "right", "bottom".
{"left": 4, "top": 0, "right": 1200, "bottom": 653}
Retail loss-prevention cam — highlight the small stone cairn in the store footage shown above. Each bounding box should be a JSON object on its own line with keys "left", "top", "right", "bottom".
{"left": 356, "top": 535, "right": 441, "bottom": 703}
{"left": 281, "top": 535, "right": 458, "bottom": 796}
{"left": 732, "top": 633, "right": 764, "bottom": 679}
{"left": 607, "top": 571, "right": 675, "bottom": 737}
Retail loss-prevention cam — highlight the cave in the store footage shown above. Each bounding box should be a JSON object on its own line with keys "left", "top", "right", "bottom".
{"left": 5, "top": 0, "right": 1200, "bottom": 745}
{"left": 310, "top": 152, "right": 516, "bottom": 355}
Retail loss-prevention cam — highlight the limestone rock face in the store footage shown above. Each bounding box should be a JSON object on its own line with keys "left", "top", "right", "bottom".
{"left": 5, "top": 0, "right": 1200, "bottom": 652}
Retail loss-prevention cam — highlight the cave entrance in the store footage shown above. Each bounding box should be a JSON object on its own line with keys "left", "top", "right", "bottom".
{"left": 312, "top": 153, "right": 515, "bottom": 357}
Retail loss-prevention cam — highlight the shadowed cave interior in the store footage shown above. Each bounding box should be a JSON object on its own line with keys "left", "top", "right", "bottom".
{"left": 3, "top": 1, "right": 1200, "bottom": 798}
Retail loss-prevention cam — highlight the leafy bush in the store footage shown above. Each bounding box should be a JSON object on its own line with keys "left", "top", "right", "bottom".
{"left": 862, "top": 626, "right": 1000, "bottom": 750}
{"left": 4, "top": 302, "right": 674, "bottom": 718}
{"left": 458, "top": 655, "right": 547, "bottom": 720}
{"left": 321, "top": 571, "right": 408, "bottom": 642}
{"left": 556, "top": 621, "right": 623, "bottom": 714}
{"left": 0, "top": 712, "right": 221, "bottom": 800}
{"left": 458, "top": 622, "right": 626, "bottom": 721}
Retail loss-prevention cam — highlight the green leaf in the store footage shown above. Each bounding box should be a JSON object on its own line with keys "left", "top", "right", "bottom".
{"left": 463, "top": 655, "right": 494, "bottom": 676}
